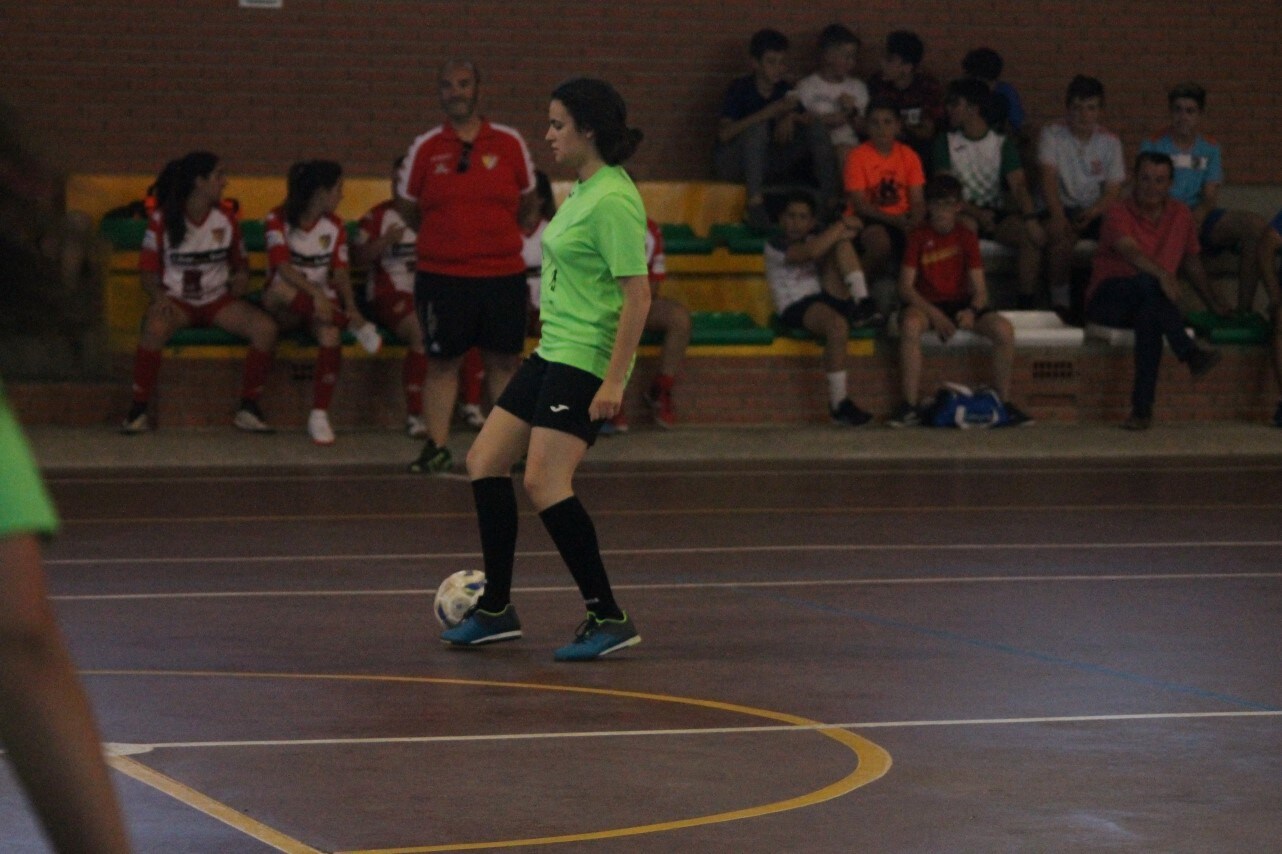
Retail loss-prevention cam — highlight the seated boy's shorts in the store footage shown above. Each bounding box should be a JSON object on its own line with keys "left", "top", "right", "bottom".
{"left": 495, "top": 352, "right": 604, "bottom": 446}
{"left": 1059, "top": 207, "right": 1103, "bottom": 241}
{"left": 414, "top": 271, "right": 527, "bottom": 360}
{"left": 778, "top": 292, "right": 857, "bottom": 330}
{"left": 907, "top": 299, "right": 994, "bottom": 323}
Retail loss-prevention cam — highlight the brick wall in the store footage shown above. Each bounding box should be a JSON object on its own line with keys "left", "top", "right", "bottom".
{"left": 3, "top": 1, "right": 1280, "bottom": 184}
{"left": 8, "top": 344, "right": 1275, "bottom": 429}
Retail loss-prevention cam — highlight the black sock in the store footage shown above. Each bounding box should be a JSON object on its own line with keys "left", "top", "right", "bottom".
{"left": 472, "top": 477, "right": 517, "bottom": 612}
{"left": 538, "top": 495, "right": 622, "bottom": 620}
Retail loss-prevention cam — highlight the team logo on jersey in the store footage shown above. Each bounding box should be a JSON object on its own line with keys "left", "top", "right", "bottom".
{"left": 212, "top": 228, "right": 227, "bottom": 243}
{"left": 434, "top": 163, "right": 449, "bottom": 174}
{"left": 482, "top": 154, "right": 498, "bottom": 170}
{"left": 320, "top": 235, "right": 332, "bottom": 250}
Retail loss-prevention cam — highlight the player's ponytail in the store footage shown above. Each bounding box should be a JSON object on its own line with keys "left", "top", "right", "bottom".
{"left": 550, "top": 77, "right": 642, "bottom": 166}
{"left": 163, "top": 151, "right": 219, "bottom": 247}
{"left": 284, "top": 160, "right": 343, "bottom": 229}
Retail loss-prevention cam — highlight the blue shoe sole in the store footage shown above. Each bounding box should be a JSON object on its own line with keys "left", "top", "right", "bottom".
{"left": 554, "top": 633, "right": 641, "bottom": 662}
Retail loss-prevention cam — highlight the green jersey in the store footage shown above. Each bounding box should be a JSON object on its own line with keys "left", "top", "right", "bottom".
{"left": 536, "top": 165, "right": 648, "bottom": 379}
{"left": 0, "top": 383, "right": 59, "bottom": 538}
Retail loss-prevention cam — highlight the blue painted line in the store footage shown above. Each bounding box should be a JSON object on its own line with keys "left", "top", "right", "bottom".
{"left": 743, "top": 589, "right": 1279, "bottom": 712}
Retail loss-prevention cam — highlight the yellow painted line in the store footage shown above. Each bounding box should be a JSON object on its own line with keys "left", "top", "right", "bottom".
{"left": 106, "top": 753, "right": 322, "bottom": 853}
{"left": 88, "top": 670, "right": 891, "bottom": 853}
{"left": 58, "top": 502, "right": 1282, "bottom": 526}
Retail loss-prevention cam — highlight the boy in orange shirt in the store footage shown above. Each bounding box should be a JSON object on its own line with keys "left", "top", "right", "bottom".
{"left": 844, "top": 99, "right": 926, "bottom": 281}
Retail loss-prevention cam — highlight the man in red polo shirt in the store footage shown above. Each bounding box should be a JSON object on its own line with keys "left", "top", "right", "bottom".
{"left": 1086, "top": 151, "right": 1222, "bottom": 430}
{"left": 397, "top": 59, "right": 537, "bottom": 473}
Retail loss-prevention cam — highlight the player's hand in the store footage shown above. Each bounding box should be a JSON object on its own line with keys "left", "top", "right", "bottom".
{"left": 841, "top": 213, "right": 864, "bottom": 234}
{"left": 589, "top": 379, "right": 625, "bottom": 422}
{"left": 1158, "top": 273, "right": 1182, "bottom": 304}
{"left": 957, "top": 308, "right": 977, "bottom": 331}
{"left": 1024, "top": 218, "right": 1046, "bottom": 248}
{"left": 931, "top": 310, "right": 957, "bottom": 341}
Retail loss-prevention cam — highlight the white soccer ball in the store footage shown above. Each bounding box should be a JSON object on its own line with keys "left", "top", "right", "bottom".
{"left": 434, "top": 570, "right": 486, "bottom": 628}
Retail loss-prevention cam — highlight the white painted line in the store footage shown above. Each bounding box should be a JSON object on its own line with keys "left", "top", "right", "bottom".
{"left": 43, "top": 462, "right": 1282, "bottom": 485}
{"left": 42, "top": 540, "right": 1282, "bottom": 567}
{"left": 48, "top": 571, "right": 1282, "bottom": 602}
{"left": 99, "top": 709, "right": 1282, "bottom": 752}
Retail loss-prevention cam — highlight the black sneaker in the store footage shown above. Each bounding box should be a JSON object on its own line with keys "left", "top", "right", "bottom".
{"left": 1122, "top": 412, "right": 1152, "bottom": 431}
{"left": 886, "top": 402, "right": 921, "bottom": 427}
{"left": 1186, "top": 346, "right": 1222, "bottom": 379}
{"left": 120, "top": 401, "right": 149, "bottom": 434}
{"left": 830, "top": 399, "right": 872, "bottom": 426}
{"left": 233, "top": 399, "right": 274, "bottom": 433}
{"left": 408, "top": 440, "right": 453, "bottom": 474}
{"left": 1000, "top": 403, "right": 1034, "bottom": 427}
{"left": 847, "top": 297, "right": 885, "bottom": 329}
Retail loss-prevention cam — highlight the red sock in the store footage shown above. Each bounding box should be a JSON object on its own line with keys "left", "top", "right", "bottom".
{"left": 461, "top": 347, "right": 484, "bottom": 406}
{"left": 312, "top": 346, "right": 342, "bottom": 410}
{"left": 652, "top": 373, "right": 675, "bottom": 393}
{"left": 240, "top": 347, "right": 273, "bottom": 401}
{"left": 404, "top": 351, "right": 428, "bottom": 415}
{"left": 130, "top": 347, "right": 163, "bottom": 403}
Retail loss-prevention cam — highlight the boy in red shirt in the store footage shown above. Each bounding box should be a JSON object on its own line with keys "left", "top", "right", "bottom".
{"left": 892, "top": 174, "right": 1029, "bottom": 426}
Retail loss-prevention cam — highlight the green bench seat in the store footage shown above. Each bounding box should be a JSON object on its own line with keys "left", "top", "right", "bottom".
{"left": 1186, "top": 310, "right": 1271, "bottom": 345}
{"left": 640, "top": 311, "right": 773, "bottom": 346}
{"left": 709, "top": 222, "right": 768, "bottom": 255}
{"left": 659, "top": 223, "right": 715, "bottom": 255}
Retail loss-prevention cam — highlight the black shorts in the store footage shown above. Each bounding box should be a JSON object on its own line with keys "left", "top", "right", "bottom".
{"left": 778, "top": 292, "right": 857, "bottom": 330}
{"left": 1059, "top": 207, "right": 1104, "bottom": 241}
{"left": 414, "top": 271, "right": 527, "bottom": 360}
{"left": 495, "top": 352, "right": 604, "bottom": 446}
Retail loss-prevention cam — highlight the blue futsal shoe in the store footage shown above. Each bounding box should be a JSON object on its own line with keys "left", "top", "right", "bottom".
{"left": 441, "top": 604, "right": 522, "bottom": 646}
{"left": 554, "top": 612, "right": 640, "bottom": 662}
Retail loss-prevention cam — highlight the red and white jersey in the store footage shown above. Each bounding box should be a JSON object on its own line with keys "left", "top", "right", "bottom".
{"left": 355, "top": 200, "right": 417, "bottom": 299}
{"left": 265, "top": 206, "right": 349, "bottom": 298}
{"left": 139, "top": 207, "right": 245, "bottom": 306}
{"left": 645, "top": 218, "right": 666, "bottom": 285}
{"left": 397, "top": 119, "right": 535, "bottom": 278}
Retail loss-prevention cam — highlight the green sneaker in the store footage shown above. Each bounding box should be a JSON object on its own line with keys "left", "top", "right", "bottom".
{"left": 409, "top": 440, "right": 453, "bottom": 474}
{"left": 554, "top": 612, "right": 640, "bottom": 662}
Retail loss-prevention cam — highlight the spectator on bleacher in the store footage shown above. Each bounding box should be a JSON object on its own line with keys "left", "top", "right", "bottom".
{"left": 794, "top": 24, "right": 869, "bottom": 170}
{"left": 867, "top": 30, "right": 945, "bottom": 167}
{"left": 1, "top": 99, "right": 133, "bottom": 854}
{"left": 601, "top": 217, "right": 692, "bottom": 434}
{"left": 1140, "top": 82, "right": 1264, "bottom": 315}
{"left": 1086, "top": 151, "right": 1222, "bottom": 431}
{"left": 261, "top": 160, "right": 381, "bottom": 446}
{"left": 961, "top": 47, "right": 1026, "bottom": 134}
{"left": 352, "top": 156, "right": 430, "bottom": 439}
{"left": 713, "top": 28, "right": 839, "bottom": 231}
{"left": 446, "top": 77, "right": 647, "bottom": 660}
{"left": 891, "top": 174, "right": 1029, "bottom": 427}
{"left": 121, "top": 151, "right": 279, "bottom": 435}
{"left": 1039, "top": 75, "right": 1125, "bottom": 317}
{"left": 1255, "top": 213, "right": 1282, "bottom": 426}
{"left": 845, "top": 99, "right": 926, "bottom": 283}
{"left": 933, "top": 78, "right": 1044, "bottom": 309}
{"left": 765, "top": 190, "right": 876, "bottom": 426}
{"left": 397, "top": 59, "right": 537, "bottom": 474}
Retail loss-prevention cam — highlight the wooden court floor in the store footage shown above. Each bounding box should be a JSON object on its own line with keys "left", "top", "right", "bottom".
{"left": 4, "top": 457, "right": 1281, "bottom": 852}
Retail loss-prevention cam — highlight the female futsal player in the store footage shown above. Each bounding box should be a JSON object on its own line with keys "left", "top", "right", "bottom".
{"left": 1, "top": 100, "right": 132, "bottom": 852}
{"left": 121, "top": 151, "right": 279, "bottom": 434}
{"left": 261, "top": 160, "right": 381, "bottom": 445}
{"left": 441, "top": 77, "right": 650, "bottom": 661}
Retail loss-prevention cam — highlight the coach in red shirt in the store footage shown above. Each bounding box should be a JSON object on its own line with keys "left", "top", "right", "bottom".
{"left": 397, "top": 59, "right": 537, "bottom": 473}
{"left": 1086, "top": 151, "right": 1221, "bottom": 430}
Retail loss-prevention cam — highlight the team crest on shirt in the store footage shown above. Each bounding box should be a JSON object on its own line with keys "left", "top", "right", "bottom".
{"left": 320, "top": 235, "right": 332, "bottom": 250}
{"left": 434, "top": 162, "right": 449, "bottom": 174}
{"left": 212, "top": 228, "right": 226, "bottom": 243}
{"left": 482, "top": 154, "right": 498, "bottom": 170}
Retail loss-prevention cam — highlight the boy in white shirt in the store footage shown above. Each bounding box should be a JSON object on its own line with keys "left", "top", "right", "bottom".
{"left": 795, "top": 24, "right": 869, "bottom": 168}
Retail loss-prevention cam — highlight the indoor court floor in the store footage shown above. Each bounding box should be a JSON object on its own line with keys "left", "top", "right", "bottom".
{"left": 4, "top": 454, "right": 1282, "bottom": 852}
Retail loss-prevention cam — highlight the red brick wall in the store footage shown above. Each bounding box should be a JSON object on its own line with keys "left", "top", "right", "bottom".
{"left": 4, "top": 1, "right": 1280, "bottom": 184}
